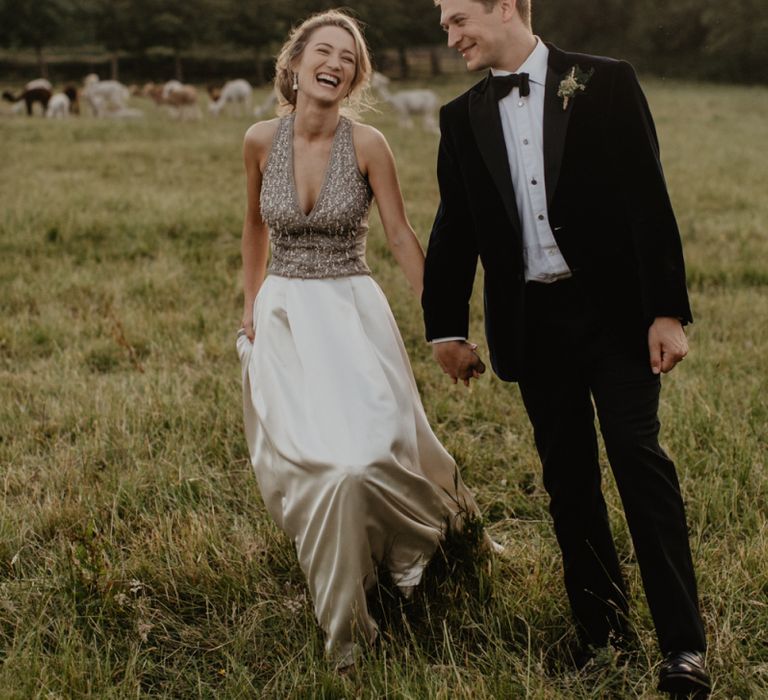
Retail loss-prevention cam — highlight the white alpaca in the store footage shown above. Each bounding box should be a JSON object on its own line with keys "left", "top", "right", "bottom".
{"left": 371, "top": 71, "right": 439, "bottom": 133}
{"left": 26, "top": 78, "right": 53, "bottom": 92}
{"left": 83, "top": 74, "right": 130, "bottom": 117}
{"left": 45, "top": 92, "right": 71, "bottom": 119}
{"left": 208, "top": 79, "right": 252, "bottom": 117}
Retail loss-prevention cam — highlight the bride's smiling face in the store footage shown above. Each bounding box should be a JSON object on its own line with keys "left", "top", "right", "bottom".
{"left": 293, "top": 26, "right": 358, "bottom": 105}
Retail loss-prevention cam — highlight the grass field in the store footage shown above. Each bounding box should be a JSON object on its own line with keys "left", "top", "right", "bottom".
{"left": 1, "top": 78, "right": 767, "bottom": 698}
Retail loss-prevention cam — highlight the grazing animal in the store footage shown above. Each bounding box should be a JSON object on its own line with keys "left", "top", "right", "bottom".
{"left": 252, "top": 91, "right": 278, "bottom": 118}
{"left": 208, "top": 79, "right": 252, "bottom": 117}
{"left": 371, "top": 71, "right": 439, "bottom": 133}
{"left": 25, "top": 78, "right": 53, "bottom": 92}
{"left": 142, "top": 81, "right": 165, "bottom": 104}
{"left": 2, "top": 86, "right": 52, "bottom": 116}
{"left": 142, "top": 80, "right": 201, "bottom": 120}
{"left": 164, "top": 82, "right": 201, "bottom": 120}
{"left": 63, "top": 85, "right": 80, "bottom": 115}
{"left": 161, "top": 80, "right": 183, "bottom": 100}
{"left": 45, "top": 92, "right": 71, "bottom": 119}
{"left": 82, "top": 74, "right": 130, "bottom": 117}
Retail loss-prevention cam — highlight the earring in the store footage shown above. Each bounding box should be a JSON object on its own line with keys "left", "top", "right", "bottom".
{"left": 292, "top": 73, "right": 298, "bottom": 91}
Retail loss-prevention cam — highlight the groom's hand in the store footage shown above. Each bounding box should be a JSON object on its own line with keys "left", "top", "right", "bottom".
{"left": 648, "top": 316, "right": 688, "bottom": 374}
{"left": 432, "top": 341, "right": 486, "bottom": 387}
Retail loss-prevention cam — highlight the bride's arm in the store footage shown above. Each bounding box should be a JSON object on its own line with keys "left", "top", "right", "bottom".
{"left": 357, "top": 125, "right": 425, "bottom": 298}
{"left": 241, "top": 123, "right": 272, "bottom": 340}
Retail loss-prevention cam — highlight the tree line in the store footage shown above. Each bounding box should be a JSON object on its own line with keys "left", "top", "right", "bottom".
{"left": 0, "top": 0, "right": 765, "bottom": 84}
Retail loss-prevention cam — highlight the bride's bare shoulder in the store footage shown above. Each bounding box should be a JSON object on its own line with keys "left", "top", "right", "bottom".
{"left": 244, "top": 117, "right": 282, "bottom": 155}
{"left": 350, "top": 121, "right": 387, "bottom": 150}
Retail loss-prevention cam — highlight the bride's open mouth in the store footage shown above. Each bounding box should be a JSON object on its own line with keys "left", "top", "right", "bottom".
{"left": 316, "top": 73, "right": 340, "bottom": 88}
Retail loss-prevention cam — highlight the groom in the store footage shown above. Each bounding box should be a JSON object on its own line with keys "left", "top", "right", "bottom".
{"left": 422, "top": 0, "right": 710, "bottom": 695}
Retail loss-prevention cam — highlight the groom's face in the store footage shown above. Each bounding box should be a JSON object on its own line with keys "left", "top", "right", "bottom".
{"left": 439, "top": 0, "right": 508, "bottom": 71}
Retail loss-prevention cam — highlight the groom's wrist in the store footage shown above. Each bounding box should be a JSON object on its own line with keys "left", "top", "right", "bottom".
{"left": 430, "top": 336, "right": 467, "bottom": 344}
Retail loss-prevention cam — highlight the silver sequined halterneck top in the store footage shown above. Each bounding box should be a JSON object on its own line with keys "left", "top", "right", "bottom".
{"left": 260, "top": 113, "right": 373, "bottom": 279}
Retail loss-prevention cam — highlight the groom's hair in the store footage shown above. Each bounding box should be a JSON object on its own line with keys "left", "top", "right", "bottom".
{"left": 433, "top": 0, "right": 532, "bottom": 28}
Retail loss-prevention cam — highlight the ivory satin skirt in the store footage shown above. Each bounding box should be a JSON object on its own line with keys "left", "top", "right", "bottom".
{"left": 236, "top": 274, "right": 479, "bottom": 665}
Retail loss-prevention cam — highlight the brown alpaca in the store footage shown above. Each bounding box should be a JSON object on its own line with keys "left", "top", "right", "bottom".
{"left": 2, "top": 87, "right": 52, "bottom": 115}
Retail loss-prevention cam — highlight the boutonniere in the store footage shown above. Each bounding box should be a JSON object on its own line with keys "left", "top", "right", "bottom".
{"left": 557, "top": 65, "right": 594, "bottom": 110}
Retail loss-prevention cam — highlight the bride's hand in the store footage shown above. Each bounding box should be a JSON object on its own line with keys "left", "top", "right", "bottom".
{"left": 241, "top": 316, "right": 255, "bottom": 342}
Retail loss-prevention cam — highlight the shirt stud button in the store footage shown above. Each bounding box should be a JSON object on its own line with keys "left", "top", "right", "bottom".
{"left": 523, "top": 138, "right": 529, "bottom": 145}
{"left": 537, "top": 214, "right": 545, "bottom": 221}
{"left": 531, "top": 179, "right": 538, "bottom": 185}
{"left": 518, "top": 101, "right": 524, "bottom": 107}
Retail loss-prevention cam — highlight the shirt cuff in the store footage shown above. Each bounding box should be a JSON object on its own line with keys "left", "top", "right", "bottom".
{"left": 430, "top": 336, "right": 467, "bottom": 344}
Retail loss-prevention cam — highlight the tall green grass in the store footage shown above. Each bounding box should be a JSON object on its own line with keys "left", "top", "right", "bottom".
{"left": 1, "top": 79, "right": 766, "bottom": 697}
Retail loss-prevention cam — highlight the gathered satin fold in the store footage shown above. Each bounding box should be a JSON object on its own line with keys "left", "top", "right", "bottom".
{"left": 237, "top": 275, "right": 479, "bottom": 665}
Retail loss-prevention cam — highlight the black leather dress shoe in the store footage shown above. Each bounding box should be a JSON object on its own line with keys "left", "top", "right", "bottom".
{"left": 657, "top": 651, "right": 711, "bottom": 698}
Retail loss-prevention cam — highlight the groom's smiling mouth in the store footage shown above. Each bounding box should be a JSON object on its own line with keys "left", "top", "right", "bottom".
{"left": 458, "top": 43, "right": 476, "bottom": 59}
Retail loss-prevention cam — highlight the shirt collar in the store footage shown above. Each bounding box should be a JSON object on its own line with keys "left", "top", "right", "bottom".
{"left": 491, "top": 37, "right": 548, "bottom": 86}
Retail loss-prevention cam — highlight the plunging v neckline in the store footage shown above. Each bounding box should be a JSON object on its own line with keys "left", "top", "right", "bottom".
{"left": 288, "top": 114, "right": 343, "bottom": 221}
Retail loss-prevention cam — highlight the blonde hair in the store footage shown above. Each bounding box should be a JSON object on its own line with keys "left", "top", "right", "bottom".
{"left": 433, "top": 0, "right": 532, "bottom": 27}
{"left": 273, "top": 9, "right": 373, "bottom": 117}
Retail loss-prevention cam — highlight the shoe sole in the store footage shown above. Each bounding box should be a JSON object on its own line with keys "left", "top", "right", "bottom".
{"left": 658, "top": 672, "right": 711, "bottom": 697}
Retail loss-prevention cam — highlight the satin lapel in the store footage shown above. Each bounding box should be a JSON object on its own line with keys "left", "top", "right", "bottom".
{"left": 469, "top": 76, "right": 522, "bottom": 237}
{"left": 543, "top": 63, "right": 574, "bottom": 209}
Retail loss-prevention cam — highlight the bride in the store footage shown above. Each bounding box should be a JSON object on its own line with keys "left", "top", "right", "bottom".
{"left": 236, "top": 9, "right": 486, "bottom": 667}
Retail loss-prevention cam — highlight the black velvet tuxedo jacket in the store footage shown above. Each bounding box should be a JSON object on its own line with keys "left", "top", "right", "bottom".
{"left": 422, "top": 43, "right": 693, "bottom": 382}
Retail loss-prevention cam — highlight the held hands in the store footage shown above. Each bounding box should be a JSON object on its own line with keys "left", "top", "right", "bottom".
{"left": 432, "top": 340, "right": 486, "bottom": 387}
{"left": 648, "top": 316, "right": 688, "bottom": 374}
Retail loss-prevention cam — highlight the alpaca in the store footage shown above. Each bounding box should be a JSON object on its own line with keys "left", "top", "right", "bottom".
{"left": 163, "top": 82, "right": 201, "bottom": 120}
{"left": 208, "top": 79, "right": 252, "bottom": 117}
{"left": 370, "top": 72, "right": 439, "bottom": 133}
{"left": 143, "top": 80, "right": 201, "bottom": 120}
{"left": 2, "top": 86, "right": 52, "bottom": 116}
{"left": 25, "top": 78, "right": 52, "bottom": 92}
{"left": 63, "top": 85, "right": 80, "bottom": 115}
{"left": 161, "top": 80, "right": 183, "bottom": 101}
{"left": 45, "top": 92, "right": 71, "bottom": 119}
{"left": 82, "top": 74, "right": 130, "bottom": 117}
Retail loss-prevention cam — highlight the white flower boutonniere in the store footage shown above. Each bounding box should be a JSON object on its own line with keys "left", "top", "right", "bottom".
{"left": 557, "top": 65, "right": 594, "bottom": 110}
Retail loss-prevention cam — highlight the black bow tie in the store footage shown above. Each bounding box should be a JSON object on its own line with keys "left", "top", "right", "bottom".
{"left": 491, "top": 72, "right": 530, "bottom": 100}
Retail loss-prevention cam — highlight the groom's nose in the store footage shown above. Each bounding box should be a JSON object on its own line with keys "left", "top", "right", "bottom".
{"left": 446, "top": 26, "right": 461, "bottom": 49}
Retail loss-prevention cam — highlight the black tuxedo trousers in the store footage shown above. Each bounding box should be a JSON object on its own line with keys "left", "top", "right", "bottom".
{"left": 519, "top": 276, "right": 706, "bottom": 654}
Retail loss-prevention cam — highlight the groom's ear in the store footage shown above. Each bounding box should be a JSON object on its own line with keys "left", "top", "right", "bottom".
{"left": 498, "top": 0, "right": 517, "bottom": 23}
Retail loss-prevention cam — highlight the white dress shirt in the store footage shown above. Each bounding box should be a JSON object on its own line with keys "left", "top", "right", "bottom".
{"left": 432, "top": 39, "right": 570, "bottom": 345}
{"left": 492, "top": 38, "right": 571, "bottom": 283}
